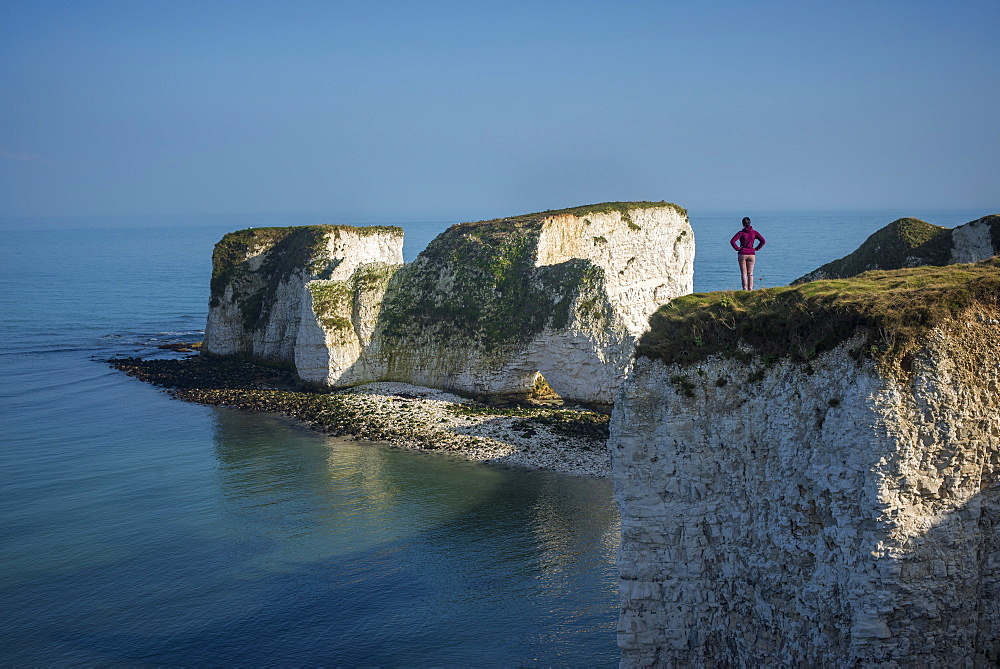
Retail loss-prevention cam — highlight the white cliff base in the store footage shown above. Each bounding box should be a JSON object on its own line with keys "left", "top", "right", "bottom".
{"left": 610, "top": 308, "right": 1000, "bottom": 666}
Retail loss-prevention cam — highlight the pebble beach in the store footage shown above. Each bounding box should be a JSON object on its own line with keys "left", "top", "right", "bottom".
{"left": 109, "top": 356, "right": 612, "bottom": 478}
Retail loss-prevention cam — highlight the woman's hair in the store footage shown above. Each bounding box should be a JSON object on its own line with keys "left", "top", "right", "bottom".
{"left": 742, "top": 217, "right": 751, "bottom": 226}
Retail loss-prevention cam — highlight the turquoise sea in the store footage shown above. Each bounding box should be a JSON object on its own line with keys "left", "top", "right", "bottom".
{"left": 0, "top": 208, "right": 990, "bottom": 665}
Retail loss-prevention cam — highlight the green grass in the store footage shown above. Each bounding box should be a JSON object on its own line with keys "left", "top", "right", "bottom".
{"left": 637, "top": 258, "right": 1000, "bottom": 368}
{"left": 793, "top": 218, "right": 951, "bottom": 284}
{"left": 464, "top": 201, "right": 687, "bottom": 228}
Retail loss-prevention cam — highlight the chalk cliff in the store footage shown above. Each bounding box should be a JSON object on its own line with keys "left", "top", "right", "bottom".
{"left": 610, "top": 259, "right": 1000, "bottom": 665}
{"left": 794, "top": 214, "right": 1000, "bottom": 284}
{"left": 205, "top": 202, "right": 694, "bottom": 404}
{"left": 203, "top": 225, "right": 404, "bottom": 366}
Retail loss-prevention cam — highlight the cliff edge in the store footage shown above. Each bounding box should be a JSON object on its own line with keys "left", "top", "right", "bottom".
{"left": 611, "top": 259, "right": 1000, "bottom": 665}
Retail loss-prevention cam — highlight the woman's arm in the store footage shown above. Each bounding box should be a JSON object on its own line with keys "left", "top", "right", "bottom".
{"left": 731, "top": 232, "right": 742, "bottom": 251}
{"left": 754, "top": 231, "right": 766, "bottom": 251}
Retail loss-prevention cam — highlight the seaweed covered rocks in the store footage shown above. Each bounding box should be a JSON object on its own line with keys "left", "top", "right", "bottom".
{"left": 108, "top": 356, "right": 612, "bottom": 477}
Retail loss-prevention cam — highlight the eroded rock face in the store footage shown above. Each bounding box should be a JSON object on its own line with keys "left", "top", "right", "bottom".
{"left": 204, "top": 202, "right": 695, "bottom": 404}
{"left": 952, "top": 215, "right": 1000, "bottom": 264}
{"left": 378, "top": 204, "right": 695, "bottom": 403}
{"left": 610, "top": 308, "right": 1000, "bottom": 666}
{"left": 294, "top": 262, "right": 401, "bottom": 386}
{"left": 203, "top": 225, "right": 404, "bottom": 366}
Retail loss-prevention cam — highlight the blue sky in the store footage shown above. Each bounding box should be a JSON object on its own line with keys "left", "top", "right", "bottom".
{"left": 1, "top": 0, "right": 997, "bottom": 222}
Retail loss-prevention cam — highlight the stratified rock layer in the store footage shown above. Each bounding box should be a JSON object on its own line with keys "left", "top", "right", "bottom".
{"left": 205, "top": 202, "right": 694, "bottom": 404}
{"left": 611, "top": 294, "right": 1000, "bottom": 665}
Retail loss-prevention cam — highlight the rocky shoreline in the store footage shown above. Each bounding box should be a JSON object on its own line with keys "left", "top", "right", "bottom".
{"left": 108, "top": 355, "right": 612, "bottom": 478}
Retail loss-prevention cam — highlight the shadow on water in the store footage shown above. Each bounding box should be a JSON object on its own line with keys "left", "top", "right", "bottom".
{"left": 152, "top": 407, "right": 622, "bottom": 665}
{"left": 0, "top": 402, "right": 618, "bottom": 666}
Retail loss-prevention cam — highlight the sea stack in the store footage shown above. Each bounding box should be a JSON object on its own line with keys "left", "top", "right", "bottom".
{"left": 204, "top": 201, "right": 695, "bottom": 404}
{"left": 203, "top": 224, "right": 405, "bottom": 367}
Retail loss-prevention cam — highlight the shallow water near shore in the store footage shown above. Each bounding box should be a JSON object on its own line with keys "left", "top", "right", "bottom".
{"left": 0, "top": 208, "right": 989, "bottom": 664}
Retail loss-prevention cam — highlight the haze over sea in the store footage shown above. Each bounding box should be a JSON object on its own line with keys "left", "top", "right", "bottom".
{"left": 0, "top": 208, "right": 989, "bottom": 664}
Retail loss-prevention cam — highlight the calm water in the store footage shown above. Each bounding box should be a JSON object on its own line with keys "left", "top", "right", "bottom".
{"left": 0, "top": 208, "right": 989, "bottom": 664}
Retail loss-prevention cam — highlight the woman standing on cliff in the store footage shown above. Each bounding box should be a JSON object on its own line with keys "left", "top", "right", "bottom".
{"left": 731, "top": 217, "right": 766, "bottom": 290}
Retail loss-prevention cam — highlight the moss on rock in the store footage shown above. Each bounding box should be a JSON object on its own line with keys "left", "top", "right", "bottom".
{"left": 982, "top": 214, "right": 1000, "bottom": 253}
{"left": 209, "top": 224, "right": 402, "bottom": 332}
{"left": 378, "top": 218, "right": 610, "bottom": 352}
{"left": 466, "top": 201, "right": 687, "bottom": 228}
{"left": 373, "top": 201, "right": 678, "bottom": 353}
{"left": 793, "top": 218, "right": 951, "bottom": 284}
{"left": 211, "top": 226, "right": 325, "bottom": 309}
{"left": 638, "top": 258, "right": 1000, "bottom": 368}
{"left": 351, "top": 262, "right": 400, "bottom": 294}
{"left": 307, "top": 281, "right": 353, "bottom": 332}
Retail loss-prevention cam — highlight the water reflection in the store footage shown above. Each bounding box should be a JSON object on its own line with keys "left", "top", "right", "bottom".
{"left": 208, "top": 406, "right": 621, "bottom": 664}
{"left": 211, "top": 409, "right": 508, "bottom": 569}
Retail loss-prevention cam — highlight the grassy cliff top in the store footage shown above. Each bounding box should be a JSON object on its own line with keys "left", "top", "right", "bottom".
{"left": 460, "top": 201, "right": 688, "bottom": 230}
{"left": 637, "top": 257, "right": 1000, "bottom": 367}
{"left": 793, "top": 217, "right": 951, "bottom": 284}
{"left": 212, "top": 224, "right": 403, "bottom": 281}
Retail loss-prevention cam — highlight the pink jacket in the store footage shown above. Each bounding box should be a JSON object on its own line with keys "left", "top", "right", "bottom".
{"left": 731, "top": 226, "right": 766, "bottom": 255}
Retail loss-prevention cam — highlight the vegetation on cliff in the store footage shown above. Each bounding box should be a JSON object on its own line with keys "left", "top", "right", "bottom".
{"left": 209, "top": 205, "right": 674, "bottom": 345}
{"left": 379, "top": 218, "right": 613, "bottom": 351}
{"left": 376, "top": 202, "right": 683, "bottom": 351}
{"left": 466, "top": 201, "right": 687, "bottom": 228}
{"left": 792, "top": 218, "right": 952, "bottom": 284}
{"left": 307, "top": 263, "right": 400, "bottom": 339}
{"left": 209, "top": 224, "right": 402, "bottom": 330}
{"left": 307, "top": 281, "right": 353, "bottom": 332}
{"left": 638, "top": 258, "right": 1000, "bottom": 367}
